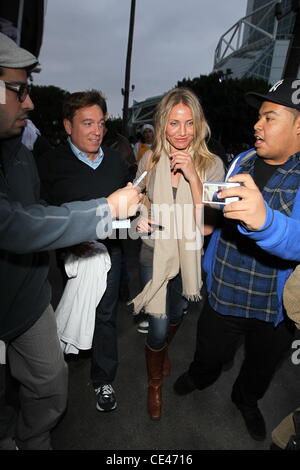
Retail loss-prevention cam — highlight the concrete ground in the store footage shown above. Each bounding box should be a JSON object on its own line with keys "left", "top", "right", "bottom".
{"left": 48, "top": 238, "right": 300, "bottom": 451}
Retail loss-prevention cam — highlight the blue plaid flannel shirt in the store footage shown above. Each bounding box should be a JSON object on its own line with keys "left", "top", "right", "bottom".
{"left": 209, "top": 152, "right": 300, "bottom": 323}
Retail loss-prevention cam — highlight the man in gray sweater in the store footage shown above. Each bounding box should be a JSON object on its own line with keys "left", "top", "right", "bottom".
{"left": 0, "top": 32, "right": 141, "bottom": 450}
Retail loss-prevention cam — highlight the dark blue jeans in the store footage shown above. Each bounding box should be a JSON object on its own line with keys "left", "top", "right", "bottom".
{"left": 91, "top": 243, "right": 122, "bottom": 387}
{"left": 139, "top": 264, "right": 186, "bottom": 350}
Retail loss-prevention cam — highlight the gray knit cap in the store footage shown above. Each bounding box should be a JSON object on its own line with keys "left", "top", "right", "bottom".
{"left": 0, "top": 32, "right": 38, "bottom": 70}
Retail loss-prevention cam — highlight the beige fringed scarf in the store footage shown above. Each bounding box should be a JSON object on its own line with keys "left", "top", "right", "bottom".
{"left": 131, "top": 150, "right": 203, "bottom": 318}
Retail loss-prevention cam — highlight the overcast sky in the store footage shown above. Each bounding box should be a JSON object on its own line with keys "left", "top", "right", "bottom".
{"left": 34, "top": 0, "right": 248, "bottom": 117}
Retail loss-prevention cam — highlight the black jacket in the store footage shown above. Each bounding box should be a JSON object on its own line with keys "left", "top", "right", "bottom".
{"left": 37, "top": 143, "right": 131, "bottom": 205}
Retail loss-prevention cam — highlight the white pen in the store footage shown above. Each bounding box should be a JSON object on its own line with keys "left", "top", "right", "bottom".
{"left": 132, "top": 170, "right": 147, "bottom": 187}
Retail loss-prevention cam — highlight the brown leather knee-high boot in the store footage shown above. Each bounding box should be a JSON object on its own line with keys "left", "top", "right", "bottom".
{"left": 163, "top": 322, "right": 181, "bottom": 376}
{"left": 145, "top": 344, "right": 167, "bottom": 420}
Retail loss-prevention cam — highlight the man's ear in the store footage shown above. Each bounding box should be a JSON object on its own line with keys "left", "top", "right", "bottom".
{"left": 296, "top": 112, "right": 300, "bottom": 135}
{"left": 63, "top": 118, "right": 72, "bottom": 135}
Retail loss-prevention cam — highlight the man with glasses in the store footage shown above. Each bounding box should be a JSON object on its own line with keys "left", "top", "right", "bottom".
{"left": 2, "top": 81, "right": 30, "bottom": 102}
{"left": 0, "top": 32, "right": 141, "bottom": 450}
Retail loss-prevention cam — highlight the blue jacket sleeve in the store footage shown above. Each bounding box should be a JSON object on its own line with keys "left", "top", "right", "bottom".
{"left": 238, "top": 201, "right": 300, "bottom": 261}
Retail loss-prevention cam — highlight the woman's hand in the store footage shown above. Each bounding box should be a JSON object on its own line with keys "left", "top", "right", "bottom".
{"left": 136, "top": 216, "right": 156, "bottom": 233}
{"left": 169, "top": 151, "right": 198, "bottom": 183}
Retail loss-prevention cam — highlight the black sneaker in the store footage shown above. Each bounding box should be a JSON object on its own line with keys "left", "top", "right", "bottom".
{"left": 173, "top": 371, "right": 197, "bottom": 395}
{"left": 231, "top": 392, "right": 266, "bottom": 441}
{"left": 95, "top": 384, "right": 117, "bottom": 412}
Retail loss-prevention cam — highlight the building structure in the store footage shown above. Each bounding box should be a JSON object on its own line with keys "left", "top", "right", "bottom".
{"left": 213, "top": 0, "right": 299, "bottom": 83}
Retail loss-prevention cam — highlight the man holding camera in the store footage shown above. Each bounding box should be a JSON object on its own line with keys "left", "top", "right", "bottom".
{"left": 174, "top": 78, "right": 300, "bottom": 442}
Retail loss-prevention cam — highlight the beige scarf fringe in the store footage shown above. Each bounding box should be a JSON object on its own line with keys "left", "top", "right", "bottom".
{"left": 130, "top": 150, "right": 203, "bottom": 318}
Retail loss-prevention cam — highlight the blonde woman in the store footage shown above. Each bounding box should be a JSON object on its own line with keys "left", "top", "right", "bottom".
{"left": 131, "top": 87, "right": 224, "bottom": 420}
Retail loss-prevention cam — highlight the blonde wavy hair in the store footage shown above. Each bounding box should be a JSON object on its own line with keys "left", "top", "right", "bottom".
{"left": 151, "top": 87, "right": 215, "bottom": 180}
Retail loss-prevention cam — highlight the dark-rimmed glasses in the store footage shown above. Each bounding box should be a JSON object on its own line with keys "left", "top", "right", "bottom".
{"left": 4, "top": 82, "right": 31, "bottom": 103}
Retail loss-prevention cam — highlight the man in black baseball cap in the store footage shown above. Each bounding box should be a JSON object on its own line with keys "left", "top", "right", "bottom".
{"left": 0, "top": 32, "right": 141, "bottom": 450}
{"left": 245, "top": 78, "right": 300, "bottom": 112}
{"left": 175, "top": 79, "right": 300, "bottom": 443}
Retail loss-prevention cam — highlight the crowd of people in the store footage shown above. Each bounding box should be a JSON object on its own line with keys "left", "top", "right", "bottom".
{"left": 1, "top": 32, "right": 300, "bottom": 451}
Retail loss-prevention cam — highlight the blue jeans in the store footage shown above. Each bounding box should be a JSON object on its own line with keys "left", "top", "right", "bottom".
{"left": 139, "top": 264, "right": 186, "bottom": 350}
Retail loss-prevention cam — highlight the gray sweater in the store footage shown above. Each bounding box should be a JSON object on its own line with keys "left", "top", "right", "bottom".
{"left": 0, "top": 137, "right": 112, "bottom": 342}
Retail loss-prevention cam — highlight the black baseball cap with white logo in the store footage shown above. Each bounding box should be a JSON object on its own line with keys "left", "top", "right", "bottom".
{"left": 245, "top": 78, "right": 300, "bottom": 112}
